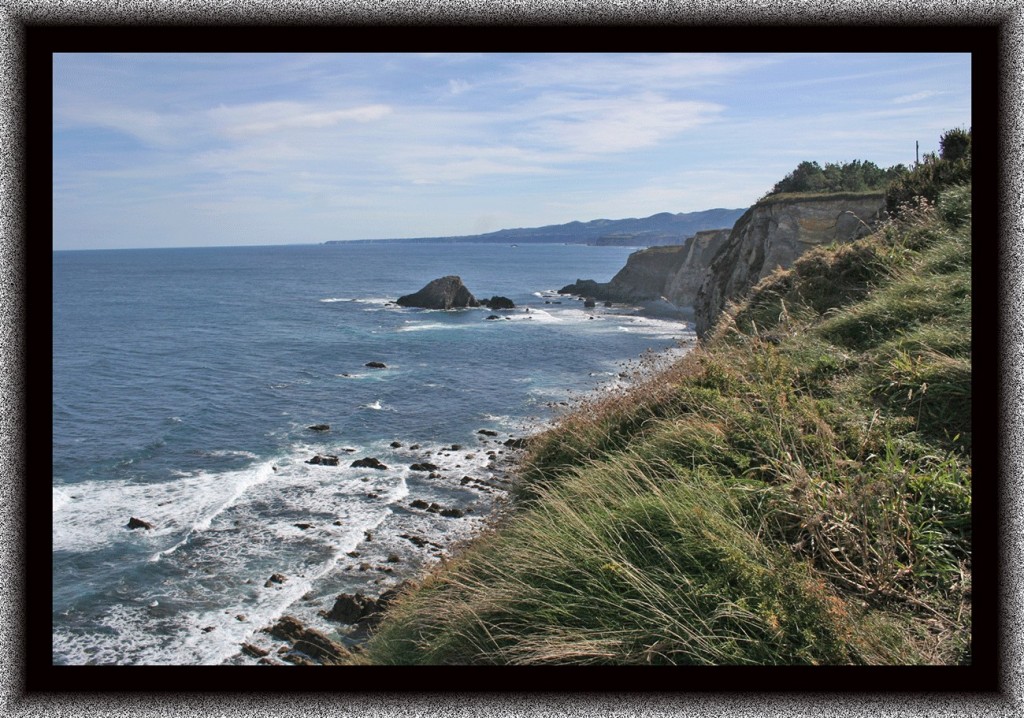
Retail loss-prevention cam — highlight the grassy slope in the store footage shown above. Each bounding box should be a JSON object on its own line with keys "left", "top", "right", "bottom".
{"left": 354, "top": 184, "right": 972, "bottom": 666}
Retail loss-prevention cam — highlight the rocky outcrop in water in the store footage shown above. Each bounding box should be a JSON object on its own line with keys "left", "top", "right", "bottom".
{"left": 396, "top": 276, "right": 480, "bottom": 309}
{"left": 693, "top": 193, "right": 885, "bottom": 338}
{"left": 481, "top": 295, "right": 515, "bottom": 309}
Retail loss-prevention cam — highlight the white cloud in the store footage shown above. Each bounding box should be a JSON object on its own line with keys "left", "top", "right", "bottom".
{"left": 526, "top": 93, "right": 723, "bottom": 154}
{"left": 892, "top": 90, "right": 942, "bottom": 104}
{"left": 448, "top": 79, "right": 471, "bottom": 95}
{"left": 211, "top": 102, "right": 392, "bottom": 137}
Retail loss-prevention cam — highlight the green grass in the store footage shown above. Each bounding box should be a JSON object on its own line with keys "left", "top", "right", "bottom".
{"left": 352, "top": 182, "right": 972, "bottom": 666}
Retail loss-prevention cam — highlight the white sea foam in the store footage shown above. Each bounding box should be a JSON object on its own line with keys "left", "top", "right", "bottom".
{"left": 53, "top": 486, "right": 73, "bottom": 513}
{"left": 396, "top": 322, "right": 474, "bottom": 332}
{"left": 504, "top": 308, "right": 561, "bottom": 323}
{"left": 53, "top": 436, "right": 503, "bottom": 665}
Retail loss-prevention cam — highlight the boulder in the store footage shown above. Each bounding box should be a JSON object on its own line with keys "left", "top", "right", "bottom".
{"left": 266, "top": 615, "right": 352, "bottom": 664}
{"left": 306, "top": 454, "right": 340, "bottom": 466}
{"left": 396, "top": 276, "right": 480, "bottom": 310}
{"left": 241, "top": 643, "right": 269, "bottom": 658}
{"left": 583, "top": 297, "right": 597, "bottom": 308}
{"left": 482, "top": 295, "right": 515, "bottom": 310}
{"left": 351, "top": 457, "right": 388, "bottom": 470}
{"left": 409, "top": 462, "right": 439, "bottom": 472}
{"left": 127, "top": 517, "right": 154, "bottom": 530}
{"left": 325, "top": 592, "right": 378, "bottom": 624}
{"left": 365, "top": 361, "right": 387, "bottom": 369}
{"left": 265, "top": 573, "right": 287, "bottom": 587}
{"left": 308, "top": 424, "right": 330, "bottom": 432}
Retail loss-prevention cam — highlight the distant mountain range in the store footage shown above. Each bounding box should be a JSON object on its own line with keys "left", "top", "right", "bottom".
{"left": 324, "top": 208, "right": 748, "bottom": 247}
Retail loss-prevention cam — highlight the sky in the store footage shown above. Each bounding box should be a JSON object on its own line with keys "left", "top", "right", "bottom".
{"left": 52, "top": 52, "right": 972, "bottom": 250}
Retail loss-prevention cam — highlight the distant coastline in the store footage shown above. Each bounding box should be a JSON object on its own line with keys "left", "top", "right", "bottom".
{"left": 323, "top": 207, "right": 747, "bottom": 247}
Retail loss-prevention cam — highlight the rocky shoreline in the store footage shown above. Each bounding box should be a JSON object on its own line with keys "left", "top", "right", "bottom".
{"left": 182, "top": 277, "right": 698, "bottom": 666}
{"left": 221, "top": 337, "right": 696, "bottom": 666}
{"left": 221, "top": 426, "right": 529, "bottom": 666}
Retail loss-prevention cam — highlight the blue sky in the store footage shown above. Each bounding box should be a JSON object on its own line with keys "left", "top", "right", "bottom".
{"left": 53, "top": 52, "right": 972, "bottom": 250}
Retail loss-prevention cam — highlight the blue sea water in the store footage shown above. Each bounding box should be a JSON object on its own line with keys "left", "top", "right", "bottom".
{"left": 52, "top": 242, "right": 695, "bottom": 665}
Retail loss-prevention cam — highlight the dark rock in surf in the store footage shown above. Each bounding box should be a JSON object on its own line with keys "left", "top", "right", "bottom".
{"left": 266, "top": 615, "right": 352, "bottom": 664}
{"left": 482, "top": 295, "right": 515, "bottom": 310}
{"left": 265, "top": 573, "right": 287, "bottom": 587}
{"left": 365, "top": 361, "right": 387, "bottom": 369}
{"left": 351, "top": 457, "right": 388, "bottom": 470}
{"left": 241, "top": 643, "right": 269, "bottom": 658}
{"left": 396, "top": 276, "right": 480, "bottom": 310}
{"left": 308, "top": 424, "right": 330, "bottom": 432}
{"left": 477, "top": 429, "right": 498, "bottom": 437}
{"left": 306, "top": 454, "right": 340, "bottom": 466}
{"left": 127, "top": 517, "right": 154, "bottom": 530}
{"left": 485, "top": 315, "right": 501, "bottom": 320}
{"left": 409, "top": 462, "right": 439, "bottom": 472}
{"left": 390, "top": 441, "right": 402, "bottom": 448}
{"left": 583, "top": 297, "right": 597, "bottom": 308}
{"left": 325, "top": 593, "right": 378, "bottom": 625}
{"left": 504, "top": 437, "right": 530, "bottom": 449}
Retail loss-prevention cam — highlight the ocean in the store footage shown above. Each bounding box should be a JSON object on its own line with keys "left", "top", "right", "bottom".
{"left": 51, "top": 241, "right": 695, "bottom": 665}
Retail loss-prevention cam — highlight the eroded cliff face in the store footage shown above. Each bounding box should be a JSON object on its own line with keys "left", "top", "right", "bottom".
{"left": 558, "top": 228, "right": 731, "bottom": 311}
{"left": 693, "top": 193, "right": 886, "bottom": 338}
{"left": 663, "top": 229, "right": 732, "bottom": 308}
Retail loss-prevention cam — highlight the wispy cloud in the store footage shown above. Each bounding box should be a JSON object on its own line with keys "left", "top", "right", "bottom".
{"left": 212, "top": 102, "right": 392, "bottom": 137}
{"left": 892, "top": 90, "right": 942, "bottom": 104}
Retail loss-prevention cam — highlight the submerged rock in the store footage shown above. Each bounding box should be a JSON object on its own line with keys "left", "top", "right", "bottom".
{"left": 127, "top": 517, "right": 154, "bottom": 530}
{"left": 308, "top": 424, "right": 330, "bottom": 432}
{"left": 365, "top": 361, "right": 388, "bottom": 369}
{"left": 396, "top": 276, "right": 480, "bottom": 310}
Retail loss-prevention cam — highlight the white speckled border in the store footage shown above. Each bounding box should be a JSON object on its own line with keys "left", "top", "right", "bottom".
{"left": 2, "top": 2, "right": 1020, "bottom": 716}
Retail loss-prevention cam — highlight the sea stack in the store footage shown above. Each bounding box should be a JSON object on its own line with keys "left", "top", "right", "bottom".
{"left": 396, "top": 276, "right": 480, "bottom": 310}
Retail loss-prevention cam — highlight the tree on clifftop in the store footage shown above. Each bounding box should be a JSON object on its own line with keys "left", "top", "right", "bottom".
{"left": 763, "top": 159, "right": 906, "bottom": 198}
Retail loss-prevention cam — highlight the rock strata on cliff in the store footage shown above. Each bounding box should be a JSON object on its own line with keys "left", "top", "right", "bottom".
{"left": 693, "top": 193, "right": 885, "bottom": 338}
{"left": 396, "top": 276, "right": 480, "bottom": 309}
{"left": 559, "top": 228, "right": 732, "bottom": 314}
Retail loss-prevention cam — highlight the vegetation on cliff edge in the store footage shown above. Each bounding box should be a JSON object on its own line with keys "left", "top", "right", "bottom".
{"left": 348, "top": 141, "right": 972, "bottom": 666}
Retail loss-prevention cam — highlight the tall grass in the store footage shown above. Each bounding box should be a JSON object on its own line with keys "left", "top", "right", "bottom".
{"left": 354, "top": 182, "right": 972, "bottom": 666}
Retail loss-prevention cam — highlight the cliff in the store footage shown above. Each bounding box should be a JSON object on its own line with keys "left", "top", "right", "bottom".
{"left": 558, "top": 229, "right": 731, "bottom": 313}
{"left": 693, "top": 192, "right": 885, "bottom": 337}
